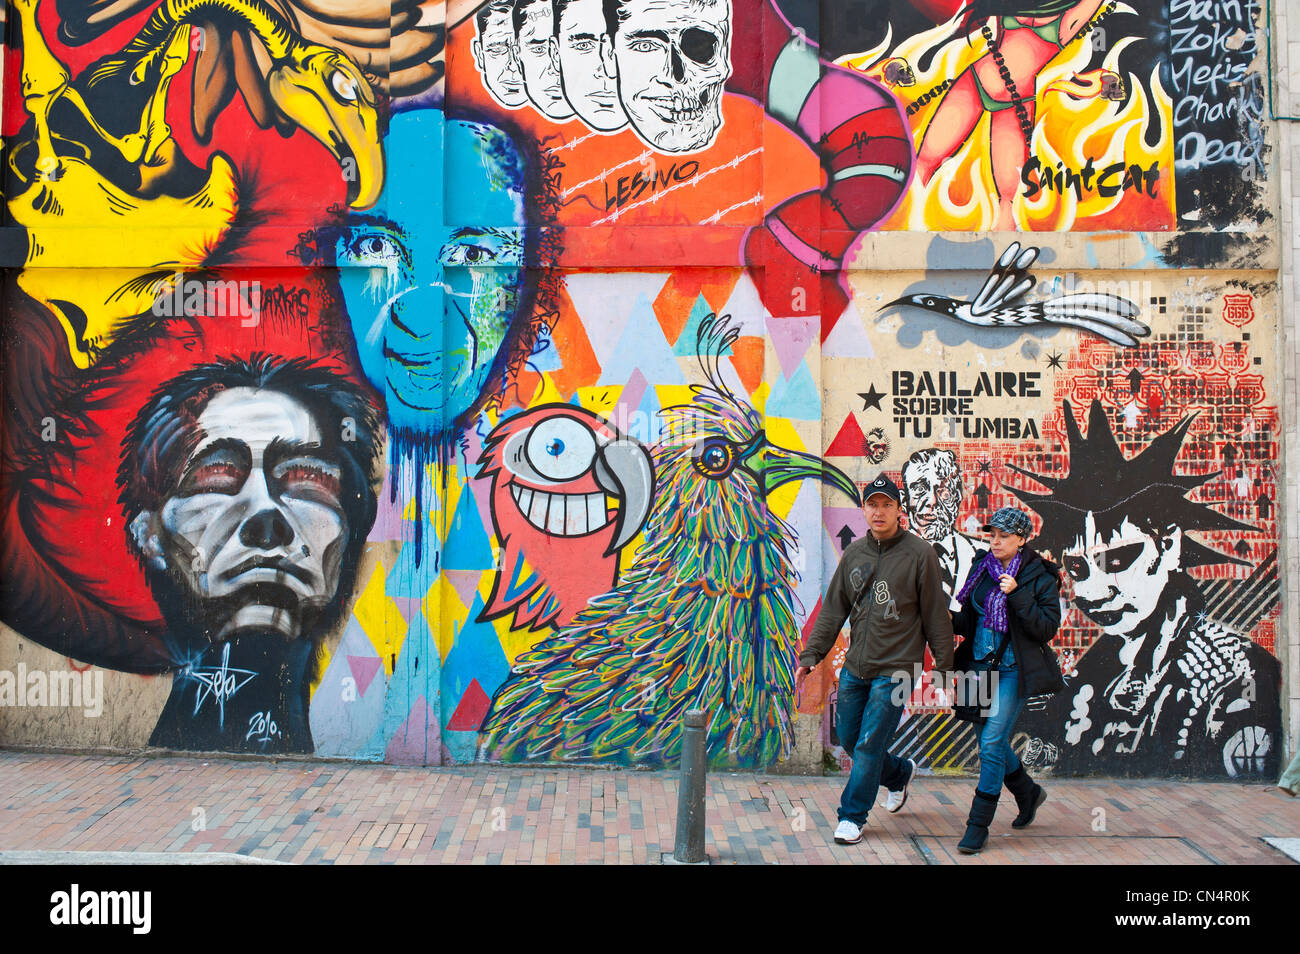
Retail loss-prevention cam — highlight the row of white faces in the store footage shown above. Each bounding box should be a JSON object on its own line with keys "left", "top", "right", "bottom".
{"left": 472, "top": 0, "right": 731, "bottom": 154}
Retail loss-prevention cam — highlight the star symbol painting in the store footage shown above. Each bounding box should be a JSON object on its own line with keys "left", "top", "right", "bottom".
{"left": 858, "top": 384, "right": 885, "bottom": 411}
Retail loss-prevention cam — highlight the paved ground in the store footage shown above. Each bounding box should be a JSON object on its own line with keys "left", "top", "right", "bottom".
{"left": 1, "top": 750, "right": 1296, "bottom": 864}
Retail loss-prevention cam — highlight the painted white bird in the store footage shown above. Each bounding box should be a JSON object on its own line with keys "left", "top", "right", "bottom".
{"left": 883, "top": 242, "right": 1150, "bottom": 347}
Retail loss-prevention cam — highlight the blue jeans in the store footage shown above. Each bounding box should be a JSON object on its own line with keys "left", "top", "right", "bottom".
{"left": 973, "top": 661, "right": 1026, "bottom": 795}
{"left": 835, "top": 669, "right": 911, "bottom": 825}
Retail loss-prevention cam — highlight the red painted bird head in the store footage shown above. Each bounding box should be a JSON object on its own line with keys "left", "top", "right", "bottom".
{"left": 477, "top": 404, "right": 654, "bottom": 631}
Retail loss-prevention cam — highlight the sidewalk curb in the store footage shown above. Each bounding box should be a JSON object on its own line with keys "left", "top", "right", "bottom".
{"left": 0, "top": 851, "right": 287, "bottom": 865}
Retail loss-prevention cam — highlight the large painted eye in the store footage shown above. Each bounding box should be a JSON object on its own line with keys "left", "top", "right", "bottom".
{"left": 185, "top": 460, "right": 246, "bottom": 495}
{"left": 180, "top": 446, "right": 250, "bottom": 496}
{"left": 1063, "top": 554, "right": 1090, "bottom": 582}
{"left": 331, "top": 70, "right": 358, "bottom": 102}
{"left": 442, "top": 244, "right": 496, "bottom": 266}
{"left": 338, "top": 229, "right": 403, "bottom": 268}
{"left": 692, "top": 438, "right": 736, "bottom": 479}
{"left": 274, "top": 457, "right": 343, "bottom": 506}
{"left": 525, "top": 416, "right": 598, "bottom": 481}
{"left": 1099, "top": 542, "right": 1145, "bottom": 573}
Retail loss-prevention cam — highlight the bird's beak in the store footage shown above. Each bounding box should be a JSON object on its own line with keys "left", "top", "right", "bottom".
{"left": 266, "top": 51, "right": 385, "bottom": 209}
{"left": 742, "top": 441, "right": 860, "bottom": 505}
{"left": 593, "top": 439, "right": 656, "bottom": 555}
{"left": 882, "top": 296, "right": 913, "bottom": 311}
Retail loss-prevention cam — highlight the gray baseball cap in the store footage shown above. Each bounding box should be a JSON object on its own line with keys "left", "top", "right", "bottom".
{"left": 982, "top": 506, "right": 1032, "bottom": 538}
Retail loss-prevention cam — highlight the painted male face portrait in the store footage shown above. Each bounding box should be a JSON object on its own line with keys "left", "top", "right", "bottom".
{"left": 602, "top": 0, "right": 730, "bottom": 153}
{"left": 137, "top": 388, "right": 349, "bottom": 641}
{"left": 334, "top": 111, "right": 527, "bottom": 437}
{"left": 474, "top": 6, "right": 528, "bottom": 108}
{"left": 554, "top": 0, "right": 627, "bottom": 131}
{"left": 1061, "top": 512, "right": 1181, "bottom": 637}
{"left": 902, "top": 451, "right": 962, "bottom": 542}
{"left": 517, "top": 0, "right": 575, "bottom": 119}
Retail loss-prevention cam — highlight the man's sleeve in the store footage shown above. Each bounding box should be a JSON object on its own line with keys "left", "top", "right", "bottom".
{"left": 799, "top": 553, "right": 853, "bottom": 668}
{"left": 918, "top": 544, "right": 955, "bottom": 671}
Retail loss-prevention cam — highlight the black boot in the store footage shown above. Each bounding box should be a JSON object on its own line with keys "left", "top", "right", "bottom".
{"left": 957, "top": 790, "right": 999, "bottom": 855}
{"left": 1004, "top": 766, "right": 1046, "bottom": 829}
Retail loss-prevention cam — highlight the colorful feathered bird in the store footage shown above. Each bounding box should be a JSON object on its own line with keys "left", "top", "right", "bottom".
{"left": 479, "top": 315, "right": 860, "bottom": 767}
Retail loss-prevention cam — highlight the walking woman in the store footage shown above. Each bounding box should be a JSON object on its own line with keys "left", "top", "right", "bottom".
{"left": 950, "top": 506, "right": 1064, "bottom": 854}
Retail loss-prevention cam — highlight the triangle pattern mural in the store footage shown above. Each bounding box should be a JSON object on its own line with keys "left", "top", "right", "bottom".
{"left": 822, "top": 299, "right": 875, "bottom": 358}
{"left": 766, "top": 315, "right": 818, "bottom": 380}
{"left": 825, "top": 413, "right": 867, "bottom": 457}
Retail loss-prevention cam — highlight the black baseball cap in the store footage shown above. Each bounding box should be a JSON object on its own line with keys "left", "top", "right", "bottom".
{"left": 863, "top": 473, "right": 901, "bottom": 503}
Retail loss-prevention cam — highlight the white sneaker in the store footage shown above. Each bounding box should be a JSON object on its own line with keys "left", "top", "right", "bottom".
{"left": 833, "top": 820, "right": 863, "bottom": 844}
{"left": 885, "top": 759, "right": 916, "bottom": 813}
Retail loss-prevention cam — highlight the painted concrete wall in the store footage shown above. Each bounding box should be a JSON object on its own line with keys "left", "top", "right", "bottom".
{"left": 0, "top": 0, "right": 1290, "bottom": 779}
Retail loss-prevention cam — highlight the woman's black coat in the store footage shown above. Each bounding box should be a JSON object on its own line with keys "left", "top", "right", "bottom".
{"left": 951, "top": 547, "right": 1065, "bottom": 699}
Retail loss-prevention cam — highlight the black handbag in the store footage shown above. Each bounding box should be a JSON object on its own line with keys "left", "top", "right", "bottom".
{"left": 951, "top": 630, "right": 1012, "bottom": 725}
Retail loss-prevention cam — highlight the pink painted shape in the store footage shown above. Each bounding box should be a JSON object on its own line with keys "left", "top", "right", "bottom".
{"left": 612, "top": 367, "right": 648, "bottom": 432}
{"left": 795, "top": 88, "right": 821, "bottom": 144}
{"left": 347, "top": 655, "right": 382, "bottom": 696}
{"left": 821, "top": 300, "right": 875, "bottom": 359}
{"left": 385, "top": 694, "right": 441, "bottom": 765}
{"left": 368, "top": 469, "right": 404, "bottom": 541}
{"left": 816, "top": 68, "right": 890, "bottom": 134}
{"left": 389, "top": 596, "right": 422, "bottom": 624}
{"left": 823, "top": 507, "right": 869, "bottom": 555}
{"left": 465, "top": 429, "right": 499, "bottom": 545}
{"left": 765, "top": 315, "right": 818, "bottom": 380}
{"left": 445, "top": 570, "right": 484, "bottom": 610}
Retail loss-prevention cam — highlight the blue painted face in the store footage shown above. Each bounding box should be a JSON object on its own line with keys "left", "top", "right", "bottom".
{"left": 334, "top": 111, "right": 528, "bottom": 436}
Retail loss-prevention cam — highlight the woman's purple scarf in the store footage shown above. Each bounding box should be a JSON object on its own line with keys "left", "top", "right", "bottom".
{"left": 956, "top": 549, "right": 1023, "bottom": 633}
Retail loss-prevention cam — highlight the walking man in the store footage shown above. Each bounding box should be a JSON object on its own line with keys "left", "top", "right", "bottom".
{"left": 796, "top": 474, "right": 955, "bottom": 844}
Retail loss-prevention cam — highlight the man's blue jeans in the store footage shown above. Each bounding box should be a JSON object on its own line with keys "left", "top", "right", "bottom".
{"left": 973, "top": 661, "right": 1026, "bottom": 795}
{"left": 835, "top": 669, "right": 911, "bottom": 826}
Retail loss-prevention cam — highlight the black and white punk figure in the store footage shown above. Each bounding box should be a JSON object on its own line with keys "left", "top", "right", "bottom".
{"left": 1013, "top": 400, "right": 1281, "bottom": 778}
{"left": 883, "top": 243, "right": 1151, "bottom": 347}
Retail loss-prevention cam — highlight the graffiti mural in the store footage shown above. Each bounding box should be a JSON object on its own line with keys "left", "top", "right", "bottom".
{"left": 817, "top": 251, "right": 1284, "bottom": 779}
{"left": 480, "top": 317, "right": 859, "bottom": 766}
{"left": 119, "top": 356, "right": 381, "bottom": 752}
{"left": 883, "top": 242, "right": 1149, "bottom": 345}
{"left": 900, "top": 448, "right": 978, "bottom": 600}
{"left": 821, "top": 0, "right": 1269, "bottom": 233}
{"left": 0, "top": 0, "right": 1284, "bottom": 778}
{"left": 472, "top": 0, "right": 733, "bottom": 150}
{"left": 478, "top": 404, "right": 654, "bottom": 631}
{"left": 1013, "top": 399, "right": 1281, "bottom": 776}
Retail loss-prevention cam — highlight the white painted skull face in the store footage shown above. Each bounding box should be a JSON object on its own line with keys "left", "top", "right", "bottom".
{"left": 602, "top": 0, "right": 731, "bottom": 153}
{"left": 1061, "top": 513, "right": 1181, "bottom": 638}
{"left": 902, "top": 451, "right": 962, "bottom": 542}
{"left": 131, "top": 388, "right": 349, "bottom": 641}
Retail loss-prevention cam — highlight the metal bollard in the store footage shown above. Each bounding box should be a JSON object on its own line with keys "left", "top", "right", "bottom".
{"left": 664, "top": 709, "right": 709, "bottom": 865}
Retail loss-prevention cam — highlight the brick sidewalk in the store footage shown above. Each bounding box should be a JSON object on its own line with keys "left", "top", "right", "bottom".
{"left": 1, "top": 751, "right": 1295, "bottom": 864}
